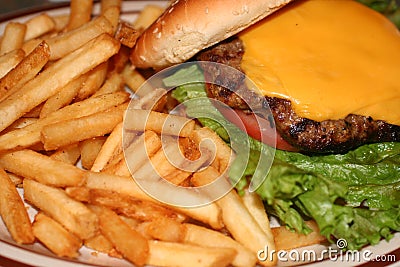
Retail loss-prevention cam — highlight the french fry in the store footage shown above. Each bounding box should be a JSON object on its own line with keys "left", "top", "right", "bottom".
{"left": 108, "top": 45, "right": 130, "bottom": 74}
{"left": 85, "top": 188, "right": 186, "bottom": 222}
{"left": 190, "top": 127, "right": 234, "bottom": 174}
{"left": 138, "top": 217, "right": 186, "bottom": 242}
{"left": 0, "top": 41, "right": 50, "bottom": 102}
{"left": 183, "top": 223, "right": 257, "bottom": 267}
{"left": 0, "top": 168, "right": 34, "bottom": 244}
{"left": 51, "top": 14, "right": 69, "bottom": 32}
{"left": 80, "top": 136, "right": 107, "bottom": 170}
{"left": 132, "top": 5, "right": 165, "bottom": 31}
{"left": 134, "top": 137, "right": 205, "bottom": 185}
{"left": 147, "top": 240, "right": 236, "bottom": 267}
{"left": 41, "top": 104, "right": 126, "bottom": 151}
{"left": 6, "top": 172, "right": 24, "bottom": 187}
{"left": 2, "top": 117, "right": 38, "bottom": 133}
{"left": 0, "top": 22, "right": 26, "bottom": 55}
{"left": 91, "top": 71, "right": 124, "bottom": 97}
{"left": 118, "top": 130, "right": 162, "bottom": 175}
{"left": 65, "top": 0, "right": 93, "bottom": 32}
{"left": 0, "top": 33, "right": 120, "bottom": 132}
{"left": 32, "top": 212, "right": 82, "bottom": 258}
{"left": 91, "top": 122, "right": 123, "bottom": 172}
{"left": 24, "top": 179, "right": 98, "bottom": 240}
{"left": 85, "top": 172, "right": 223, "bottom": 229}
{"left": 46, "top": 16, "right": 113, "bottom": 60}
{"left": 103, "top": 6, "right": 121, "bottom": 33}
{"left": 115, "top": 21, "right": 139, "bottom": 48}
{"left": 90, "top": 205, "right": 149, "bottom": 267}
{"left": 0, "top": 92, "right": 129, "bottom": 152}
{"left": 84, "top": 233, "right": 117, "bottom": 256}
{"left": 0, "top": 149, "right": 86, "bottom": 187}
{"left": 0, "top": 49, "right": 25, "bottom": 79}
{"left": 241, "top": 189, "right": 275, "bottom": 242}
{"left": 24, "top": 13, "right": 56, "bottom": 41}
{"left": 101, "top": 0, "right": 122, "bottom": 14}
{"left": 50, "top": 143, "right": 81, "bottom": 165}
{"left": 272, "top": 221, "right": 327, "bottom": 251}
{"left": 39, "top": 73, "right": 88, "bottom": 118}
{"left": 191, "top": 166, "right": 277, "bottom": 266}
{"left": 124, "top": 109, "right": 196, "bottom": 137}
{"left": 75, "top": 61, "right": 108, "bottom": 101}
{"left": 122, "top": 64, "right": 147, "bottom": 94}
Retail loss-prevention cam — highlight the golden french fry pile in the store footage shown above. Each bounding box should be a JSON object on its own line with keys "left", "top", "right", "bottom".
{"left": 0, "top": 1, "right": 327, "bottom": 266}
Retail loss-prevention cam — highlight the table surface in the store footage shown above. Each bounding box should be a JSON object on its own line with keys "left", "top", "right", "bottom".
{"left": 0, "top": 0, "right": 69, "bottom": 21}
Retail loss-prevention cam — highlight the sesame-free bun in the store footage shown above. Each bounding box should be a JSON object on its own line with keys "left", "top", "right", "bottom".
{"left": 130, "top": 0, "right": 293, "bottom": 69}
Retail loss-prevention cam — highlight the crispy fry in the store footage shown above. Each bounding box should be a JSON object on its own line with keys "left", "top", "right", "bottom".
{"left": 0, "top": 49, "right": 25, "bottom": 79}
{"left": 85, "top": 172, "right": 223, "bottom": 229}
{"left": 32, "top": 212, "right": 82, "bottom": 258}
{"left": 124, "top": 109, "right": 196, "bottom": 137}
{"left": 0, "top": 22, "right": 26, "bottom": 55}
{"left": 103, "top": 6, "right": 121, "bottom": 33}
{"left": 122, "top": 64, "right": 147, "bottom": 95}
{"left": 147, "top": 240, "right": 236, "bottom": 267}
{"left": 91, "top": 122, "right": 123, "bottom": 172}
{"left": 24, "top": 179, "right": 98, "bottom": 240}
{"left": 75, "top": 61, "right": 108, "bottom": 101}
{"left": 0, "top": 92, "right": 129, "bottom": 152}
{"left": 190, "top": 127, "right": 234, "bottom": 173}
{"left": 183, "top": 223, "right": 257, "bottom": 267}
{"left": 0, "top": 168, "right": 34, "bottom": 244}
{"left": 84, "top": 233, "right": 117, "bottom": 255}
{"left": 191, "top": 166, "right": 277, "bottom": 266}
{"left": 0, "top": 33, "right": 120, "bottom": 132}
{"left": 120, "top": 130, "right": 162, "bottom": 175}
{"left": 2, "top": 117, "right": 37, "bottom": 133}
{"left": 272, "top": 221, "right": 327, "bottom": 251}
{"left": 51, "top": 14, "right": 69, "bottom": 32}
{"left": 80, "top": 137, "right": 107, "bottom": 170}
{"left": 92, "top": 71, "right": 124, "bottom": 97}
{"left": 115, "top": 21, "right": 139, "bottom": 48}
{"left": 132, "top": 5, "right": 165, "bottom": 31}
{"left": 41, "top": 104, "right": 126, "bottom": 151}
{"left": 46, "top": 16, "right": 113, "bottom": 60}
{"left": 139, "top": 217, "right": 186, "bottom": 242}
{"left": 6, "top": 172, "right": 24, "bottom": 187}
{"left": 0, "top": 41, "right": 50, "bottom": 102}
{"left": 39, "top": 73, "right": 88, "bottom": 118}
{"left": 241, "top": 189, "right": 275, "bottom": 241}
{"left": 0, "top": 149, "right": 86, "bottom": 187}
{"left": 101, "top": 0, "right": 122, "bottom": 14}
{"left": 82, "top": 188, "right": 186, "bottom": 222}
{"left": 65, "top": 0, "right": 93, "bottom": 31}
{"left": 90, "top": 205, "right": 149, "bottom": 267}
{"left": 24, "top": 13, "right": 56, "bottom": 41}
{"left": 50, "top": 143, "right": 81, "bottom": 165}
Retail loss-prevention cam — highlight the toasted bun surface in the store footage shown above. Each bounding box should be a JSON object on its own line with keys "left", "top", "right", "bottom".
{"left": 130, "top": 0, "right": 293, "bottom": 69}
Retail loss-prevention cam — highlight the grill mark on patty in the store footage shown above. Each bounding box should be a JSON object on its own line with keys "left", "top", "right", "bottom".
{"left": 196, "top": 37, "right": 400, "bottom": 153}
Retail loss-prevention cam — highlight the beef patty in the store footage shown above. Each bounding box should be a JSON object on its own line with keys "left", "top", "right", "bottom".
{"left": 196, "top": 38, "right": 400, "bottom": 153}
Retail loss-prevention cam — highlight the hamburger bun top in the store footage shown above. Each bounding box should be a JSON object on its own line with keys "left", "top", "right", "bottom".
{"left": 130, "top": 0, "right": 293, "bottom": 69}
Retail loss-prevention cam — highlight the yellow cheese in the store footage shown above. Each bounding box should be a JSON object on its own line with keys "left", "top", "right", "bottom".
{"left": 239, "top": 0, "right": 400, "bottom": 125}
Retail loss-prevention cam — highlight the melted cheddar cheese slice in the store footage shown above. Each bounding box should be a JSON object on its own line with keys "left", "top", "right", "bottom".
{"left": 239, "top": 0, "right": 400, "bottom": 125}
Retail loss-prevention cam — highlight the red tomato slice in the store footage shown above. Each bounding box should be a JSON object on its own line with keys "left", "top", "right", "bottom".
{"left": 217, "top": 105, "right": 297, "bottom": 151}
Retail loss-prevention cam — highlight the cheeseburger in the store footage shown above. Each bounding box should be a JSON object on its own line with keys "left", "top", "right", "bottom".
{"left": 130, "top": 0, "right": 400, "bottom": 251}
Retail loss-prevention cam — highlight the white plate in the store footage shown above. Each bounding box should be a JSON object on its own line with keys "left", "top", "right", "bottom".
{"left": 0, "top": 2, "right": 399, "bottom": 267}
